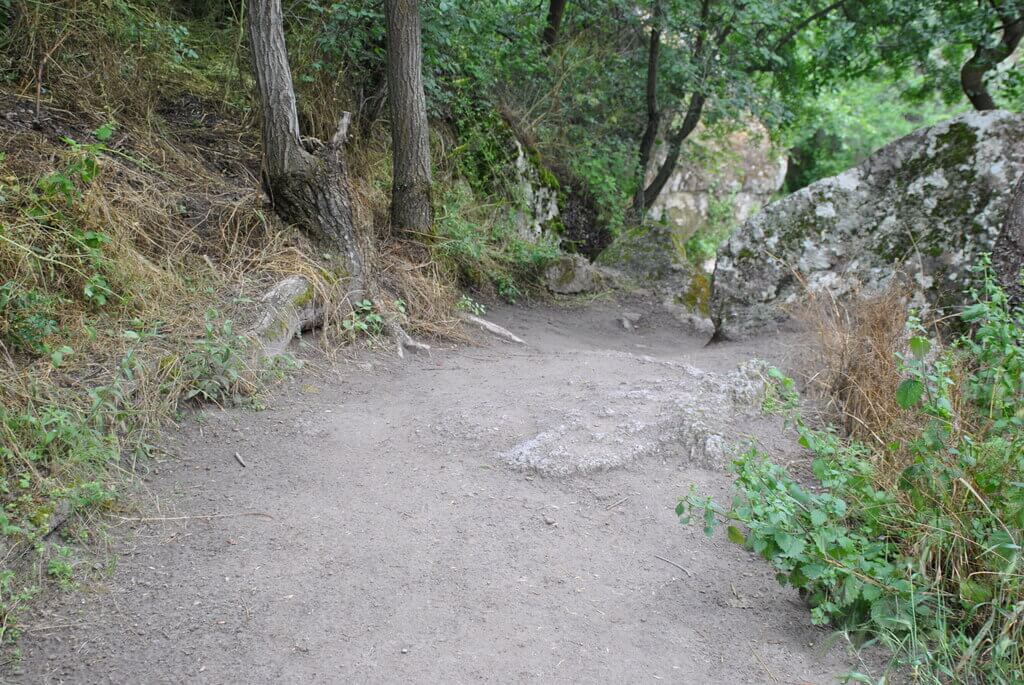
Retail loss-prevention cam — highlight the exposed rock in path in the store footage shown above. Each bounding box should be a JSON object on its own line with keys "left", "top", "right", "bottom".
{"left": 711, "top": 110, "right": 1024, "bottom": 340}
{"left": 497, "top": 355, "right": 768, "bottom": 476}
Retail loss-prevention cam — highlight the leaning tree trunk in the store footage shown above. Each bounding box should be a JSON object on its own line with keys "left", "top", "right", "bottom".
{"left": 247, "top": 0, "right": 364, "bottom": 295}
{"left": 641, "top": 93, "right": 706, "bottom": 211}
{"left": 960, "top": 10, "right": 1024, "bottom": 111}
{"left": 385, "top": 0, "right": 433, "bottom": 235}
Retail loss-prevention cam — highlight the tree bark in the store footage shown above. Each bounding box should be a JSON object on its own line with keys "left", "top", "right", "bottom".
{"left": 541, "top": 0, "right": 568, "bottom": 53}
{"left": 247, "top": 0, "right": 364, "bottom": 294}
{"left": 635, "top": 0, "right": 722, "bottom": 214}
{"left": 994, "top": 173, "right": 1024, "bottom": 304}
{"left": 632, "top": 0, "right": 663, "bottom": 222}
{"left": 385, "top": 0, "right": 433, "bottom": 235}
{"left": 641, "top": 93, "right": 706, "bottom": 210}
{"left": 960, "top": 8, "right": 1024, "bottom": 111}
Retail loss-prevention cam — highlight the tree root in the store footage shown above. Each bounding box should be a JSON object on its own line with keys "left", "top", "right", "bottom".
{"left": 459, "top": 313, "right": 526, "bottom": 345}
{"left": 385, "top": 319, "right": 431, "bottom": 359}
{"left": 250, "top": 275, "right": 324, "bottom": 358}
{"left": 251, "top": 275, "right": 430, "bottom": 359}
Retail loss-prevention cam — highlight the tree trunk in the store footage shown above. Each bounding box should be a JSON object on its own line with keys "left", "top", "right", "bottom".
{"left": 631, "top": 0, "right": 662, "bottom": 223}
{"left": 247, "top": 0, "right": 364, "bottom": 294}
{"left": 641, "top": 93, "right": 706, "bottom": 210}
{"left": 960, "top": 10, "right": 1024, "bottom": 111}
{"left": 541, "top": 0, "right": 568, "bottom": 53}
{"left": 994, "top": 173, "right": 1024, "bottom": 304}
{"left": 385, "top": 0, "right": 433, "bottom": 235}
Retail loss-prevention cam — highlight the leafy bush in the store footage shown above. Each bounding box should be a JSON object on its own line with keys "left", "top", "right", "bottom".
{"left": 434, "top": 184, "right": 559, "bottom": 302}
{"left": 680, "top": 263, "right": 1024, "bottom": 683}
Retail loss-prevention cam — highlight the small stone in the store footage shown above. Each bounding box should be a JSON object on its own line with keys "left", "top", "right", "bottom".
{"left": 401, "top": 647, "right": 409, "bottom": 654}
{"left": 542, "top": 514, "right": 556, "bottom": 526}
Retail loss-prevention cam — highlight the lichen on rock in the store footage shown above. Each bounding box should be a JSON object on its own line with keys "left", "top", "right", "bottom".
{"left": 711, "top": 110, "right": 1024, "bottom": 340}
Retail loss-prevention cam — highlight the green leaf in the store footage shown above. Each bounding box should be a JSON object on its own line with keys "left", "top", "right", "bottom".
{"left": 908, "top": 336, "right": 931, "bottom": 359}
{"left": 959, "top": 579, "right": 993, "bottom": 606}
{"left": 726, "top": 525, "right": 746, "bottom": 545}
{"left": 895, "top": 379, "right": 925, "bottom": 409}
{"left": 861, "top": 583, "right": 883, "bottom": 602}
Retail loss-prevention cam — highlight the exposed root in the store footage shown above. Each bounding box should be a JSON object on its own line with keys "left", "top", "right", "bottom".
{"left": 385, "top": 319, "right": 431, "bottom": 359}
{"left": 250, "top": 275, "right": 324, "bottom": 358}
{"left": 251, "top": 274, "right": 430, "bottom": 359}
{"left": 459, "top": 313, "right": 526, "bottom": 345}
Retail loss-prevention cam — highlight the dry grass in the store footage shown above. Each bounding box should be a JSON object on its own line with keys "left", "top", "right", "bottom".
{"left": 795, "top": 279, "right": 979, "bottom": 486}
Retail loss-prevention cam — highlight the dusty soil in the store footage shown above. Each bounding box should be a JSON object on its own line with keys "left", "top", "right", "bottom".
{"left": 13, "top": 295, "right": 868, "bottom": 684}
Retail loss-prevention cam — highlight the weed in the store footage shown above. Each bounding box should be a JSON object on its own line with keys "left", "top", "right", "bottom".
{"left": 341, "top": 299, "right": 385, "bottom": 340}
{"left": 456, "top": 294, "right": 486, "bottom": 316}
{"left": 177, "top": 311, "right": 253, "bottom": 404}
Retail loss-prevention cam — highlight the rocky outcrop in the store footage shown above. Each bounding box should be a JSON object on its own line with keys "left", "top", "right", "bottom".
{"left": 545, "top": 254, "right": 604, "bottom": 294}
{"left": 647, "top": 120, "right": 787, "bottom": 242}
{"left": 711, "top": 110, "right": 1024, "bottom": 340}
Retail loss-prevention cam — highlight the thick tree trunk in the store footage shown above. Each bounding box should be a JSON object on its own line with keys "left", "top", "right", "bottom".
{"left": 960, "top": 10, "right": 1024, "bottom": 111}
{"left": 385, "top": 0, "right": 433, "bottom": 235}
{"left": 541, "top": 0, "right": 568, "bottom": 53}
{"left": 632, "top": 0, "right": 662, "bottom": 223}
{"left": 247, "top": 0, "right": 364, "bottom": 294}
{"left": 994, "top": 173, "right": 1024, "bottom": 304}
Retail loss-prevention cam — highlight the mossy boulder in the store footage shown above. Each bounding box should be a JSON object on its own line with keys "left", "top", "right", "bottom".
{"left": 544, "top": 254, "right": 604, "bottom": 294}
{"left": 711, "top": 111, "right": 1024, "bottom": 340}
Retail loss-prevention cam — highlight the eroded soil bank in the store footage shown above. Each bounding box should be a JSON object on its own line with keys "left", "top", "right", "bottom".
{"left": 13, "top": 296, "right": 866, "bottom": 684}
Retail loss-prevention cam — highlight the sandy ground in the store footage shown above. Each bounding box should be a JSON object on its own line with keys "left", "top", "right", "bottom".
{"left": 11, "top": 295, "right": 870, "bottom": 684}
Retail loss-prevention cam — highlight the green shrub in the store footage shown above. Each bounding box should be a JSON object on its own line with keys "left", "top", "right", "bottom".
{"left": 680, "top": 262, "right": 1024, "bottom": 683}
{"left": 434, "top": 184, "right": 559, "bottom": 302}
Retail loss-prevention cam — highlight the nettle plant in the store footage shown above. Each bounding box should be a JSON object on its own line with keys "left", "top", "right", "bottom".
{"left": 340, "top": 299, "right": 385, "bottom": 340}
{"left": 679, "top": 262, "right": 1024, "bottom": 682}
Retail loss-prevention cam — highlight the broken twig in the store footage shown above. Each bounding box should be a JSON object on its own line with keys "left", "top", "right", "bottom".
{"left": 654, "top": 554, "right": 693, "bottom": 577}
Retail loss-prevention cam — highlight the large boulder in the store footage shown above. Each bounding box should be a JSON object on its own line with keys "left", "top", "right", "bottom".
{"left": 647, "top": 119, "right": 788, "bottom": 237}
{"left": 711, "top": 110, "right": 1024, "bottom": 340}
{"left": 545, "top": 254, "right": 604, "bottom": 294}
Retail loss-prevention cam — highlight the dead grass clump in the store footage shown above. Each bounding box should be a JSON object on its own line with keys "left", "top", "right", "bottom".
{"left": 799, "top": 282, "right": 911, "bottom": 444}
{"left": 796, "top": 280, "right": 981, "bottom": 484}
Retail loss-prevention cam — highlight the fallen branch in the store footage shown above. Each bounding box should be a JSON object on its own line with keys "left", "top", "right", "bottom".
{"left": 654, "top": 554, "right": 693, "bottom": 577}
{"left": 459, "top": 313, "right": 525, "bottom": 345}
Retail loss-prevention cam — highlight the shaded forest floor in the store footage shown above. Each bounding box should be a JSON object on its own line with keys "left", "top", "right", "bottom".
{"left": 9, "top": 294, "right": 876, "bottom": 683}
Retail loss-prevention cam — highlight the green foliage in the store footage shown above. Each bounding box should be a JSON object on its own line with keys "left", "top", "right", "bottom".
{"left": 178, "top": 311, "right": 251, "bottom": 404}
{"left": 0, "top": 284, "right": 60, "bottom": 355}
{"left": 680, "top": 266, "right": 1024, "bottom": 682}
{"left": 782, "top": 76, "right": 966, "bottom": 191}
{"left": 341, "top": 299, "right": 385, "bottom": 340}
{"left": 434, "top": 184, "right": 559, "bottom": 302}
{"left": 682, "top": 192, "right": 739, "bottom": 266}
{"left": 456, "top": 294, "right": 486, "bottom": 317}
{"left": 960, "top": 257, "right": 1024, "bottom": 435}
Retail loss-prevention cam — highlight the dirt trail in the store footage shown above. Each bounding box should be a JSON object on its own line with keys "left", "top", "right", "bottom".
{"left": 14, "top": 296, "right": 863, "bottom": 684}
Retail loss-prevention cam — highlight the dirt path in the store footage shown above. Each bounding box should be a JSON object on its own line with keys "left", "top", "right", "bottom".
{"left": 14, "top": 296, "right": 863, "bottom": 684}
